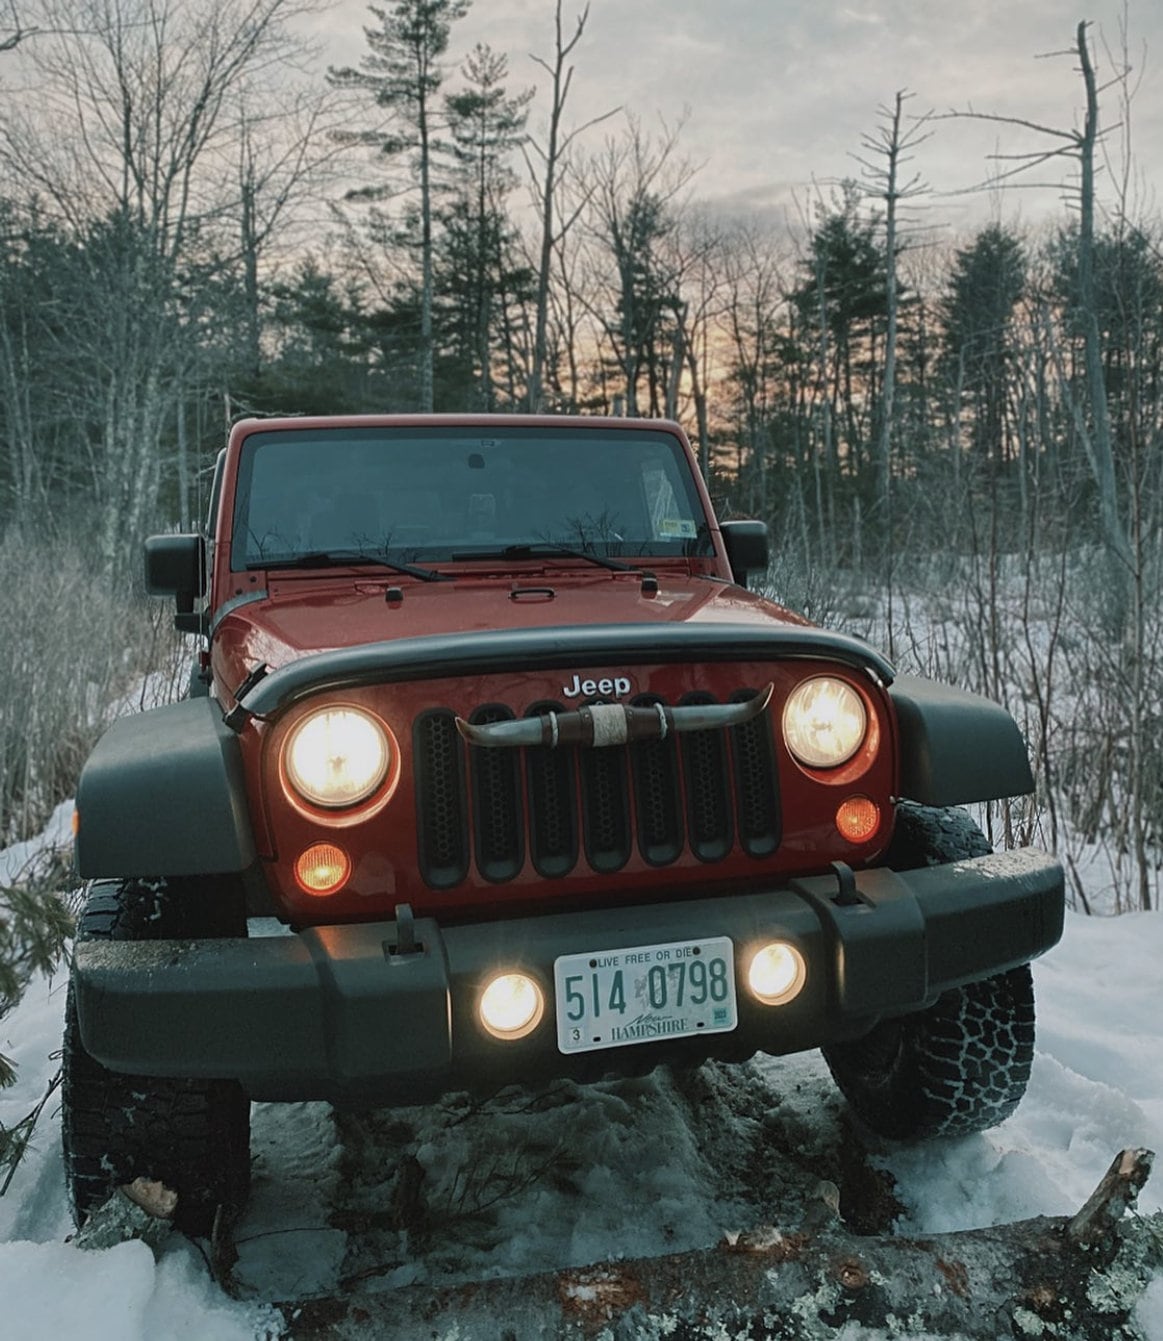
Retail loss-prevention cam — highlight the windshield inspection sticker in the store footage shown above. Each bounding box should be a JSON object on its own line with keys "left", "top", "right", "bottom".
{"left": 658, "top": 518, "right": 697, "bottom": 538}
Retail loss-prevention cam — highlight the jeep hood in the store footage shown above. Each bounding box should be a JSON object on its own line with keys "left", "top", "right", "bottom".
{"left": 211, "top": 571, "right": 812, "bottom": 688}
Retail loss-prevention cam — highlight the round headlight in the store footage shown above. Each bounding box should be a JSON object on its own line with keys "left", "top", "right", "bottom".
{"left": 782, "top": 677, "right": 867, "bottom": 769}
{"left": 284, "top": 707, "right": 390, "bottom": 808}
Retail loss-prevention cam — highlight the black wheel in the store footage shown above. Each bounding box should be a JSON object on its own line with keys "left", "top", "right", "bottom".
{"left": 822, "top": 804, "right": 1036, "bottom": 1140}
{"left": 62, "top": 878, "right": 251, "bottom": 1235}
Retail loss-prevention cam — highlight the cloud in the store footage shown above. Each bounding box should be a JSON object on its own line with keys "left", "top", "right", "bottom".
{"left": 326, "top": 0, "right": 1163, "bottom": 227}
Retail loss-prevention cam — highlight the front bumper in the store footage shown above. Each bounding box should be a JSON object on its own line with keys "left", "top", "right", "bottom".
{"left": 73, "top": 849, "right": 1064, "bottom": 1103}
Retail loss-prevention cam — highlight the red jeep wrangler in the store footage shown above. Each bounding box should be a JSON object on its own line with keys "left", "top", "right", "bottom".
{"left": 64, "top": 415, "right": 1064, "bottom": 1233}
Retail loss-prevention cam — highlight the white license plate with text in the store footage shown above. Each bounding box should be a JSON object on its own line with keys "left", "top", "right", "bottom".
{"left": 554, "top": 936, "right": 737, "bottom": 1055}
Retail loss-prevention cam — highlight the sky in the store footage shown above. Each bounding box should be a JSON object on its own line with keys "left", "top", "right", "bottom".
{"left": 312, "top": 0, "right": 1163, "bottom": 237}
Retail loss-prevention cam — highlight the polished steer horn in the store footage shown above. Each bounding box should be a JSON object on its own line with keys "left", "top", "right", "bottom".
{"left": 455, "top": 683, "right": 774, "bottom": 749}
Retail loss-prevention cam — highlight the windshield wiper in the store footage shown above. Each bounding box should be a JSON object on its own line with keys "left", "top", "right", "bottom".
{"left": 454, "top": 543, "right": 648, "bottom": 575}
{"left": 255, "top": 550, "right": 452, "bottom": 583}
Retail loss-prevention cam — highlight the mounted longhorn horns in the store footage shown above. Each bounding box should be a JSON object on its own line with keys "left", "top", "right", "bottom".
{"left": 455, "top": 683, "right": 774, "bottom": 750}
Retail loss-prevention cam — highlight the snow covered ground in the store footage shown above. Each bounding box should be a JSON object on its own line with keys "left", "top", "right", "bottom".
{"left": 3, "top": 849, "right": 1163, "bottom": 1337}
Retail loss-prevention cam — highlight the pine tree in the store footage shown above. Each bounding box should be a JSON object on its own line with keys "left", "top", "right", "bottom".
{"left": 1, "top": 850, "right": 74, "bottom": 1088}
{"left": 939, "top": 224, "right": 1026, "bottom": 470}
{"left": 792, "top": 184, "right": 888, "bottom": 497}
{"left": 439, "top": 44, "right": 532, "bottom": 409}
{"left": 330, "top": 0, "right": 472, "bottom": 412}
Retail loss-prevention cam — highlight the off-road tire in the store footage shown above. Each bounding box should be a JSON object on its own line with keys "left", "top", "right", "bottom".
{"left": 821, "top": 804, "right": 1036, "bottom": 1140}
{"left": 62, "top": 877, "right": 251, "bottom": 1236}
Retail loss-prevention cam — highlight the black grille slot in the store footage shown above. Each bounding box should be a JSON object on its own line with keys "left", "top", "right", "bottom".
{"left": 679, "top": 692, "right": 733, "bottom": 862}
{"left": 580, "top": 732, "right": 631, "bottom": 874}
{"left": 630, "top": 695, "right": 683, "bottom": 866}
{"left": 729, "top": 688, "right": 781, "bottom": 857}
{"left": 525, "top": 703, "right": 578, "bottom": 877}
{"left": 468, "top": 704, "right": 524, "bottom": 883}
{"left": 413, "top": 710, "right": 469, "bottom": 888}
{"left": 414, "top": 688, "right": 781, "bottom": 887}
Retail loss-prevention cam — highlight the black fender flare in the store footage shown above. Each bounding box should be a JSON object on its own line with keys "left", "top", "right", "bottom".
{"left": 75, "top": 697, "right": 256, "bottom": 877}
{"left": 889, "top": 674, "right": 1035, "bottom": 805}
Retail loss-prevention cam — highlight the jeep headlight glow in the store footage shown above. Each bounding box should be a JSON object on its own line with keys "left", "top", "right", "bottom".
{"left": 284, "top": 707, "right": 390, "bottom": 808}
{"left": 782, "top": 677, "right": 867, "bottom": 769}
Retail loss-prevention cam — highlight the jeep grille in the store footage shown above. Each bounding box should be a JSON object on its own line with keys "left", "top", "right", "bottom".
{"left": 413, "top": 691, "right": 779, "bottom": 889}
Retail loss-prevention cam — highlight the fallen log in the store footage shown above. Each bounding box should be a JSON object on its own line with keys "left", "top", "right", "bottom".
{"left": 72, "top": 1177, "right": 177, "bottom": 1254}
{"left": 277, "top": 1148, "right": 1161, "bottom": 1340}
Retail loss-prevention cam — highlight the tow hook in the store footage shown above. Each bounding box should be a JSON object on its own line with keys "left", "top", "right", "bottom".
{"left": 387, "top": 903, "right": 423, "bottom": 960}
{"left": 831, "top": 861, "right": 861, "bottom": 906}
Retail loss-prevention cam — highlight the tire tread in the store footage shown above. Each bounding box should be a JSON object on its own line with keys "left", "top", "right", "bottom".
{"left": 62, "top": 877, "right": 250, "bottom": 1235}
{"left": 822, "top": 805, "right": 1036, "bottom": 1140}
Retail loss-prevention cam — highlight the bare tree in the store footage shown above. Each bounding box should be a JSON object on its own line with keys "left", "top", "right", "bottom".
{"left": 523, "top": 0, "right": 616, "bottom": 412}
{"left": 2, "top": 0, "right": 310, "bottom": 252}
{"left": 718, "top": 221, "right": 791, "bottom": 515}
{"left": 931, "top": 19, "right": 1161, "bottom": 908}
{"left": 663, "top": 207, "right": 725, "bottom": 475}
{"left": 0, "top": 0, "right": 318, "bottom": 571}
{"left": 852, "top": 90, "right": 931, "bottom": 651}
{"left": 584, "top": 115, "right": 696, "bottom": 418}
{"left": 854, "top": 91, "right": 930, "bottom": 531}
{"left": 0, "top": 0, "right": 37, "bottom": 52}
{"left": 940, "top": 22, "right": 1134, "bottom": 619}
{"left": 232, "top": 84, "right": 356, "bottom": 384}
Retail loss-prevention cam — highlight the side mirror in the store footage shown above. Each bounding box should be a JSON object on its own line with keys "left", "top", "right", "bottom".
{"left": 144, "top": 534, "right": 206, "bottom": 632}
{"left": 720, "top": 520, "right": 769, "bottom": 588}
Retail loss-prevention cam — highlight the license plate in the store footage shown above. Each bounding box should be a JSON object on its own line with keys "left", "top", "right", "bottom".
{"left": 554, "top": 936, "right": 737, "bottom": 1055}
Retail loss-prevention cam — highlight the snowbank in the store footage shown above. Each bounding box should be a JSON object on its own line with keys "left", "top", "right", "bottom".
{"left": 0, "top": 1238, "right": 277, "bottom": 1341}
{"left": 2, "top": 909, "right": 1162, "bottom": 1337}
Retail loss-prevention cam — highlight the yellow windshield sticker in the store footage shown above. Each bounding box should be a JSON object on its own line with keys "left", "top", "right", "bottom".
{"left": 658, "top": 518, "right": 697, "bottom": 538}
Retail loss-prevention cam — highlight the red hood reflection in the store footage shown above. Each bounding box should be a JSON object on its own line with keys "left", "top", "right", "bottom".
{"left": 210, "top": 568, "right": 811, "bottom": 690}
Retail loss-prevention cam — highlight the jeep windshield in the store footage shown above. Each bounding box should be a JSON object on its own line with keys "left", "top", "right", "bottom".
{"left": 230, "top": 425, "right": 714, "bottom": 571}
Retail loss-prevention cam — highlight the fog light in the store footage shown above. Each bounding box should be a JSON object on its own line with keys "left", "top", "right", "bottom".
{"left": 294, "top": 842, "right": 351, "bottom": 895}
{"left": 480, "top": 973, "right": 544, "bottom": 1040}
{"left": 747, "top": 942, "right": 806, "bottom": 1006}
{"left": 836, "top": 796, "right": 880, "bottom": 842}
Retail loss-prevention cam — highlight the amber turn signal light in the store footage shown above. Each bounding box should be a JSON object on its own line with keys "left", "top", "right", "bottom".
{"left": 295, "top": 842, "right": 351, "bottom": 895}
{"left": 836, "top": 796, "right": 880, "bottom": 843}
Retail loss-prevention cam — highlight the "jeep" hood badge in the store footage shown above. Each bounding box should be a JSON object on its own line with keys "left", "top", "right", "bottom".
{"left": 562, "top": 673, "right": 631, "bottom": 699}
